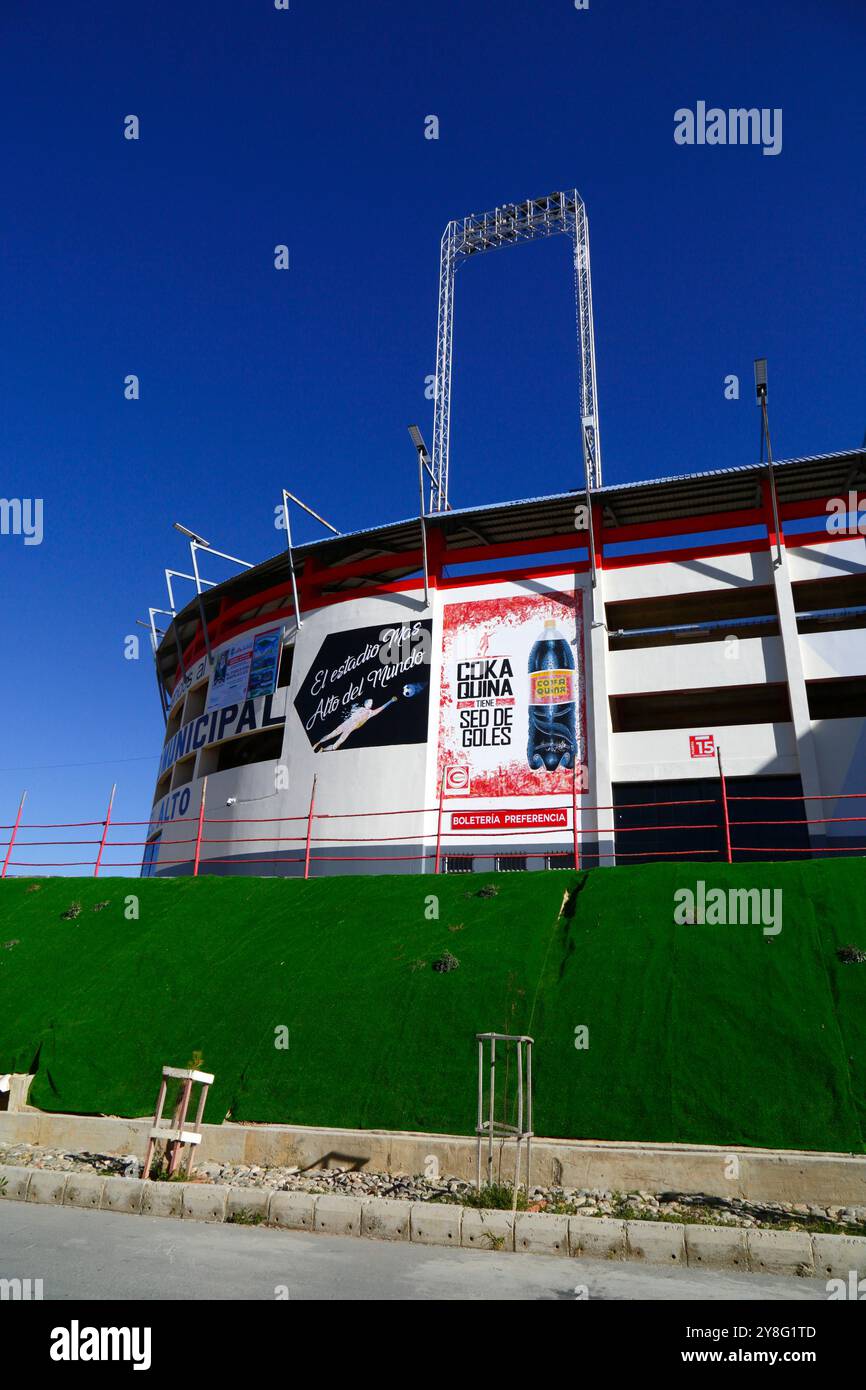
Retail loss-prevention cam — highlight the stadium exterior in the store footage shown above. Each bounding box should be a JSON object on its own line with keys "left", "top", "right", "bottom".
{"left": 144, "top": 447, "right": 866, "bottom": 876}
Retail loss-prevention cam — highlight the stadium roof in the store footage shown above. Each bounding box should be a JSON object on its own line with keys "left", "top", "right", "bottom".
{"left": 296, "top": 446, "right": 866, "bottom": 562}
{"left": 155, "top": 445, "right": 866, "bottom": 684}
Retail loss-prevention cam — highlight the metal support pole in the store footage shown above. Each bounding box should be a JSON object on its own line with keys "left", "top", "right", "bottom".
{"left": 282, "top": 489, "right": 341, "bottom": 536}
{"left": 190, "top": 543, "right": 214, "bottom": 665}
{"left": 718, "top": 747, "right": 733, "bottom": 864}
{"left": 582, "top": 425, "right": 598, "bottom": 589}
{"left": 148, "top": 607, "right": 164, "bottom": 654}
{"left": 487, "top": 1036, "right": 496, "bottom": 1187}
{"left": 476, "top": 1038, "right": 484, "bottom": 1190}
{"left": 526, "top": 1041, "right": 533, "bottom": 1193}
{"left": 760, "top": 399, "right": 783, "bottom": 568}
{"left": 165, "top": 568, "right": 179, "bottom": 616}
{"left": 304, "top": 775, "right": 317, "bottom": 879}
{"left": 169, "top": 615, "right": 188, "bottom": 680}
{"left": 193, "top": 776, "right": 208, "bottom": 877}
{"left": 93, "top": 784, "right": 116, "bottom": 879}
{"left": 475, "top": 1033, "right": 534, "bottom": 1198}
{"left": 513, "top": 1039, "right": 524, "bottom": 1210}
{"left": 434, "top": 773, "right": 445, "bottom": 874}
{"left": 166, "top": 570, "right": 217, "bottom": 615}
{"left": 572, "top": 764, "right": 580, "bottom": 870}
{"left": 153, "top": 664, "right": 168, "bottom": 724}
{"left": 2, "top": 792, "right": 26, "bottom": 879}
{"left": 282, "top": 490, "right": 304, "bottom": 632}
{"left": 418, "top": 451, "right": 430, "bottom": 606}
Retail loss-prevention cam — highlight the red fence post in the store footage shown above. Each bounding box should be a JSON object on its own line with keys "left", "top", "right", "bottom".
{"left": 434, "top": 774, "right": 445, "bottom": 875}
{"left": 1, "top": 791, "right": 26, "bottom": 879}
{"left": 304, "top": 775, "right": 317, "bottom": 880}
{"left": 193, "top": 776, "right": 208, "bottom": 877}
{"left": 93, "top": 784, "right": 116, "bottom": 878}
{"left": 717, "top": 747, "right": 733, "bottom": 864}
{"left": 572, "top": 766, "right": 581, "bottom": 871}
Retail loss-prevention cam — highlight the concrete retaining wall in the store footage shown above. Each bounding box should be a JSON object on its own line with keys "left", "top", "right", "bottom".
{"left": 3, "top": 1163, "right": 864, "bottom": 1275}
{"left": 2, "top": 1110, "right": 865, "bottom": 1207}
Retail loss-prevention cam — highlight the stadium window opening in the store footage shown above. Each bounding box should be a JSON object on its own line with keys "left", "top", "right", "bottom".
{"left": 444, "top": 855, "right": 474, "bottom": 874}
{"left": 199, "top": 728, "right": 285, "bottom": 776}
{"left": 496, "top": 855, "right": 528, "bottom": 873}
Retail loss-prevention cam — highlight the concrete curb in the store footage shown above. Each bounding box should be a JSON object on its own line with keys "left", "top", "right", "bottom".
{"left": 269, "top": 1191, "right": 315, "bottom": 1230}
{"left": 2, "top": 1164, "right": 864, "bottom": 1274}
{"left": 4, "top": 1109, "right": 865, "bottom": 1206}
{"left": 569, "top": 1215, "right": 626, "bottom": 1259}
{"left": 685, "top": 1222, "right": 749, "bottom": 1272}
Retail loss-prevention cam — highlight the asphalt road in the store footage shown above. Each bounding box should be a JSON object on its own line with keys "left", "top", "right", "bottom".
{"left": 0, "top": 1202, "right": 831, "bottom": 1301}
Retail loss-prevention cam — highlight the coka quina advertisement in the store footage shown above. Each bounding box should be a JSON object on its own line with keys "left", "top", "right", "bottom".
{"left": 437, "top": 591, "right": 586, "bottom": 798}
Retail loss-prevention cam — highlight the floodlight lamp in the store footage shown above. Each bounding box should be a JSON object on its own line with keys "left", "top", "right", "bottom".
{"left": 754, "top": 358, "right": 768, "bottom": 404}
{"left": 173, "top": 521, "right": 211, "bottom": 547}
{"left": 408, "top": 425, "right": 427, "bottom": 453}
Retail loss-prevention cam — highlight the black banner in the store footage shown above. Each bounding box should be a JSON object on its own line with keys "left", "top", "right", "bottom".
{"left": 293, "top": 619, "right": 432, "bottom": 752}
{"left": 9, "top": 1298, "right": 858, "bottom": 1369}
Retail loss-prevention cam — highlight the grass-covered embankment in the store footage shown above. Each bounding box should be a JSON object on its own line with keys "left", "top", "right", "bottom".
{"left": 1, "top": 859, "right": 864, "bottom": 1152}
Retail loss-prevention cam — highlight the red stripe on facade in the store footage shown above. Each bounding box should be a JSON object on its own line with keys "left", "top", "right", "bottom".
{"left": 166, "top": 508, "right": 855, "bottom": 693}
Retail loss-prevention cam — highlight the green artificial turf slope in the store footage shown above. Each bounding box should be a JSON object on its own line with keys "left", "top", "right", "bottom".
{"left": 1, "top": 860, "right": 865, "bottom": 1152}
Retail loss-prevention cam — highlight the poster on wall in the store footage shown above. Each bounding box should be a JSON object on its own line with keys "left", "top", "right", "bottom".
{"left": 294, "top": 619, "right": 432, "bottom": 752}
{"left": 437, "top": 591, "right": 586, "bottom": 798}
{"left": 206, "top": 627, "right": 282, "bottom": 712}
{"left": 247, "top": 629, "right": 283, "bottom": 699}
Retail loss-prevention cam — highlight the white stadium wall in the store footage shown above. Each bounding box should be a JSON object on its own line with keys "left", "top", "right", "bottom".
{"left": 146, "top": 571, "right": 598, "bottom": 876}
{"left": 145, "top": 451, "right": 866, "bottom": 874}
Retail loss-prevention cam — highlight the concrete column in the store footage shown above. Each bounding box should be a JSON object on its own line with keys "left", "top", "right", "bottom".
{"left": 586, "top": 502, "right": 615, "bottom": 867}
{"left": 762, "top": 480, "right": 823, "bottom": 846}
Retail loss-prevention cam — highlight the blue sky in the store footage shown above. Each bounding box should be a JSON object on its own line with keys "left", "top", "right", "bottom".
{"left": 0, "top": 0, "right": 864, "bottom": 869}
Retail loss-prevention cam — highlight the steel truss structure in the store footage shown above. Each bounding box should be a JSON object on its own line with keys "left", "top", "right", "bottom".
{"left": 430, "top": 189, "right": 603, "bottom": 512}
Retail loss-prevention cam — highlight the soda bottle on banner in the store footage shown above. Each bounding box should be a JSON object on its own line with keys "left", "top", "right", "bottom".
{"left": 527, "top": 618, "right": 576, "bottom": 771}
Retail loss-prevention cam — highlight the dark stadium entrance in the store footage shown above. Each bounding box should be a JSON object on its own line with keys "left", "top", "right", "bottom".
{"left": 612, "top": 775, "right": 810, "bottom": 865}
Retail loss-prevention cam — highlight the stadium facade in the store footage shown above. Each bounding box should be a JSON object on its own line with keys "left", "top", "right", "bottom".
{"left": 144, "top": 447, "right": 866, "bottom": 876}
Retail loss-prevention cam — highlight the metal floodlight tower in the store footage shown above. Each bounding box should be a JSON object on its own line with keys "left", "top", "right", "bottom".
{"left": 430, "top": 189, "right": 603, "bottom": 512}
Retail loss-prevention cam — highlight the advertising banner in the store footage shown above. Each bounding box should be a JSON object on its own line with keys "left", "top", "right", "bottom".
{"left": 294, "top": 619, "right": 432, "bottom": 752}
{"left": 206, "top": 627, "right": 282, "bottom": 712}
{"left": 437, "top": 590, "right": 586, "bottom": 798}
{"left": 247, "top": 629, "right": 283, "bottom": 700}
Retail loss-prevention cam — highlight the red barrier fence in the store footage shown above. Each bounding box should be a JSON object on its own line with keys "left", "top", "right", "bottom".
{"left": 2, "top": 776, "right": 866, "bottom": 877}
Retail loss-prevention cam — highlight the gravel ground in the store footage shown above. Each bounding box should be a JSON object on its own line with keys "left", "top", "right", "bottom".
{"left": 2, "top": 1139, "right": 864, "bottom": 1236}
